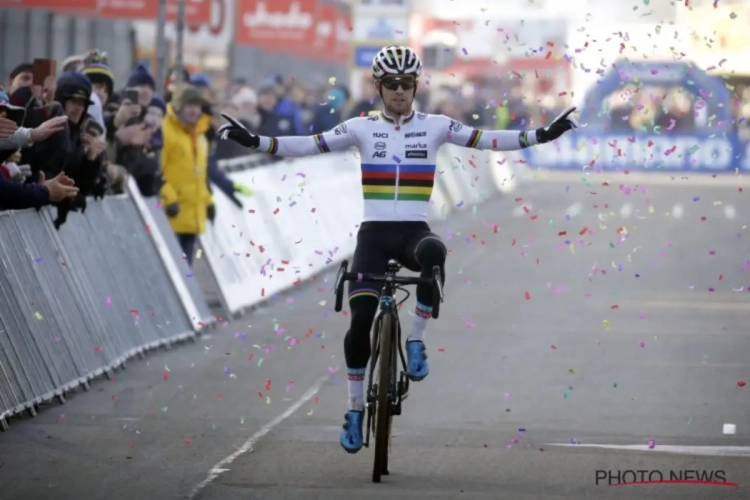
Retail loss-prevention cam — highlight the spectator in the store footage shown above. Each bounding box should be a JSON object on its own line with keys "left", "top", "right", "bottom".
{"left": 112, "top": 65, "right": 164, "bottom": 196}
{"left": 160, "top": 84, "right": 213, "bottom": 266}
{"left": 230, "top": 87, "right": 259, "bottom": 131}
{"left": 126, "top": 64, "right": 156, "bottom": 110}
{"left": 1, "top": 99, "right": 78, "bottom": 209}
{"left": 215, "top": 101, "right": 250, "bottom": 161}
{"left": 256, "top": 84, "right": 286, "bottom": 138}
{"left": 82, "top": 50, "right": 115, "bottom": 114}
{"left": 0, "top": 91, "right": 67, "bottom": 164}
{"left": 0, "top": 171, "right": 79, "bottom": 210}
{"left": 48, "top": 72, "right": 107, "bottom": 228}
{"left": 311, "top": 86, "right": 347, "bottom": 134}
{"left": 8, "top": 63, "right": 32, "bottom": 93}
{"left": 269, "top": 75, "right": 304, "bottom": 135}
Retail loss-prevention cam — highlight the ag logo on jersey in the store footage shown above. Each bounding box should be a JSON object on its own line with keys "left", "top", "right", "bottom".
{"left": 374, "top": 142, "right": 387, "bottom": 151}
{"left": 367, "top": 115, "right": 380, "bottom": 122}
{"left": 372, "top": 151, "right": 387, "bottom": 158}
{"left": 449, "top": 120, "right": 462, "bottom": 133}
{"left": 334, "top": 124, "right": 348, "bottom": 135}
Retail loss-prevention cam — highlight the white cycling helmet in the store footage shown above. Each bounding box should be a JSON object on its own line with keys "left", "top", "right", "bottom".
{"left": 372, "top": 45, "right": 423, "bottom": 79}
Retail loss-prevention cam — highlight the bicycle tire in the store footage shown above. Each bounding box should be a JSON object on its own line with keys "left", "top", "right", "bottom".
{"left": 372, "top": 312, "right": 395, "bottom": 483}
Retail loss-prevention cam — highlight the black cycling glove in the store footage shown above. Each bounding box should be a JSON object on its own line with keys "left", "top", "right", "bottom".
{"left": 218, "top": 113, "right": 260, "bottom": 149}
{"left": 534, "top": 106, "right": 579, "bottom": 144}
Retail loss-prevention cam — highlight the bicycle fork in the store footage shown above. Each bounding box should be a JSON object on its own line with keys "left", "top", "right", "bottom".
{"left": 363, "top": 305, "right": 411, "bottom": 449}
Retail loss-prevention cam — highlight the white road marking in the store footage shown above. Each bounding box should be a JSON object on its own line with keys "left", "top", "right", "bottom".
{"left": 188, "top": 374, "right": 330, "bottom": 499}
{"left": 545, "top": 443, "right": 750, "bottom": 457}
{"left": 671, "top": 203, "right": 684, "bottom": 219}
{"left": 724, "top": 204, "right": 736, "bottom": 220}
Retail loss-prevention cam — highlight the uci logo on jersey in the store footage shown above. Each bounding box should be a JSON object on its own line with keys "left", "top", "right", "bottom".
{"left": 373, "top": 132, "right": 388, "bottom": 138}
{"left": 372, "top": 150, "right": 387, "bottom": 158}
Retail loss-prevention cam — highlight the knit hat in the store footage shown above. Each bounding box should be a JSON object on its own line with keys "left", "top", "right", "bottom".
{"left": 62, "top": 54, "right": 85, "bottom": 73}
{"left": 170, "top": 84, "right": 207, "bottom": 111}
{"left": 82, "top": 49, "right": 115, "bottom": 97}
{"left": 55, "top": 72, "right": 94, "bottom": 108}
{"left": 126, "top": 64, "right": 156, "bottom": 90}
{"left": 191, "top": 73, "right": 211, "bottom": 87}
{"left": 9, "top": 63, "right": 32, "bottom": 82}
{"left": 149, "top": 96, "right": 166, "bottom": 114}
{"left": 231, "top": 87, "right": 257, "bottom": 106}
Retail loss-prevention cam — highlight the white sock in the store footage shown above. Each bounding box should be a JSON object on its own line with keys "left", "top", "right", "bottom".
{"left": 407, "top": 302, "right": 432, "bottom": 343}
{"left": 347, "top": 368, "right": 365, "bottom": 411}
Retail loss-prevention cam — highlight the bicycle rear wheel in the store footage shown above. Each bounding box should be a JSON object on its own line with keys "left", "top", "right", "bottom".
{"left": 372, "top": 312, "right": 395, "bottom": 483}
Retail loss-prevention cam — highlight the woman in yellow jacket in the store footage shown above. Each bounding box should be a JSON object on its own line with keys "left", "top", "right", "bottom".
{"left": 160, "top": 84, "right": 214, "bottom": 265}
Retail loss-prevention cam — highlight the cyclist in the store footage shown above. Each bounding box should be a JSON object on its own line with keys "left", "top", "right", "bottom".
{"left": 218, "top": 45, "right": 579, "bottom": 454}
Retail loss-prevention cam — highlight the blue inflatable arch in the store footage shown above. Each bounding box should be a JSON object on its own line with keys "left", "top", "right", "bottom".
{"left": 579, "top": 60, "right": 732, "bottom": 128}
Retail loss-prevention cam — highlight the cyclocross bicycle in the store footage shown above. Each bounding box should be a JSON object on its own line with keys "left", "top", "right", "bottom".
{"left": 334, "top": 258, "right": 443, "bottom": 483}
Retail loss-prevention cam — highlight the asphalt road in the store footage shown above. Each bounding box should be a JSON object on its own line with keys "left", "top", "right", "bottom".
{"left": 1, "top": 171, "right": 750, "bottom": 500}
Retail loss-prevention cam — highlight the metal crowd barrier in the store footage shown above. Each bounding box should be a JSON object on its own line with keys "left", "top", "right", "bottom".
{"left": 0, "top": 192, "right": 209, "bottom": 431}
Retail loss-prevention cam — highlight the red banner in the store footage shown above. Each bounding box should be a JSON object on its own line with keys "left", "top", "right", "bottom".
{"left": 235, "top": 0, "right": 317, "bottom": 54}
{"left": 98, "top": 0, "right": 211, "bottom": 24}
{"left": 0, "top": 0, "right": 96, "bottom": 8}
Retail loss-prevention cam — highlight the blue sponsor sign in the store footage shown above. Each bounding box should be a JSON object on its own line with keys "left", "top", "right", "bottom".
{"left": 524, "top": 60, "right": 746, "bottom": 173}
{"left": 522, "top": 131, "right": 750, "bottom": 172}
{"left": 354, "top": 46, "right": 381, "bottom": 69}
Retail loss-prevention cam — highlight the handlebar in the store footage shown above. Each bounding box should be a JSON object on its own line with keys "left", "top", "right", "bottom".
{"left": 339, "top": 272, "right": 434, "bottom": 287}
{"left": 333, "top": 260, "right": 444, "bottom": 319}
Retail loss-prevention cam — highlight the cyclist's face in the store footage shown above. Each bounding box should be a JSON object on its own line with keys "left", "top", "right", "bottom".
{"left": 378, "top": 76, "right": 415, "bottom": 115}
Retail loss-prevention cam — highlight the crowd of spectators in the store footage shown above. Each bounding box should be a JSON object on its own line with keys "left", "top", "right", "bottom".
{"left": 0, "top": 50, "right": 253, "bottom": 264}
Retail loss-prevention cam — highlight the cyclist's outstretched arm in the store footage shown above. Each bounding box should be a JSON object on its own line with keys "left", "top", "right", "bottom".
{"left": 219, "top": 114, "right": 359, "bottom": 157}
{"left": 437, "top": 107, "right": 578, "bottom": 151}
{"left": 258, "top": 121, "right": 356, "bottom": 156}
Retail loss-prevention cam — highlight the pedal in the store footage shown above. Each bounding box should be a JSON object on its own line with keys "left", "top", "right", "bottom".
{"left": 399, "top": 371, "right": 410, "bottom": 400}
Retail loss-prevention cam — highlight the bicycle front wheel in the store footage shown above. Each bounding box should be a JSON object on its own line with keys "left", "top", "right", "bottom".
{"left": 372, "top": 312, "right": 395, "bottom": 483}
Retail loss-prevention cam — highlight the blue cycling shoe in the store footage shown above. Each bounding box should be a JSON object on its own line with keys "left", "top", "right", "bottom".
{"left": 340, "top": 410, "right": 364, "bottom": 453}
{"left": 406, "top": 340, "right": 429, "bottom": 381}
